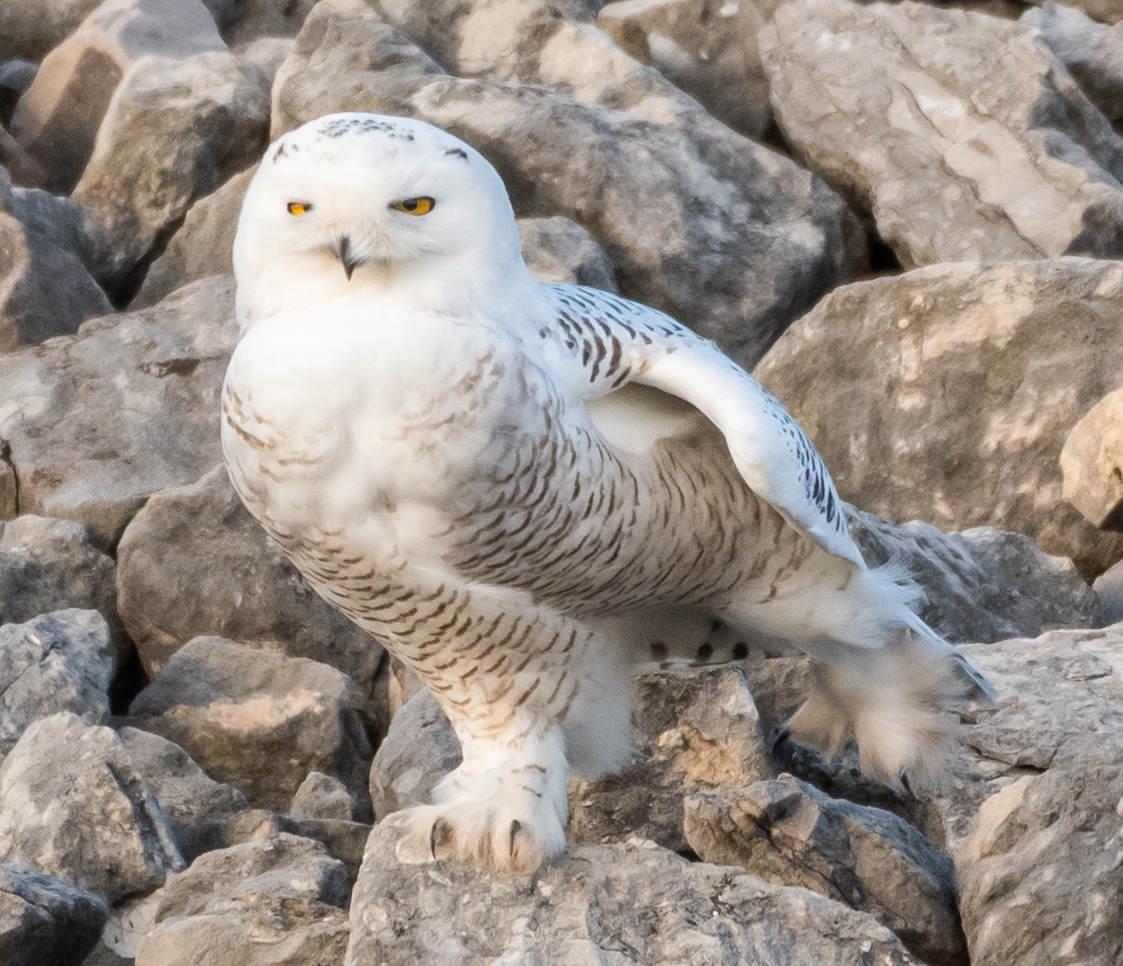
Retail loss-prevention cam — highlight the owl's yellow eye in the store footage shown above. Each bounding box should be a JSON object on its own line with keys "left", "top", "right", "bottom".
{"left": 287, "top": 202, "right": 312, "bottom": 216}
{"left": 391, "top": 196, "right": 435, "bottom": 215}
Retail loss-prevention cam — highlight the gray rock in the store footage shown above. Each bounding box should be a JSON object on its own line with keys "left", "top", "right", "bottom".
{"left": 0, "top": 128, "right": 46, "bottom": 188}
{"left": 1093, "top": 558, "right": 1123, "bottom": 623}
{"left": 129, "top": 637, "right": 373, "bottom": 818}
{"left": 3, "top": 183, "right": 97, "bottom": 270}
{"left": 598, "top": 0, "right": 771, "bottom": 138}
{"left": 203, "top": 0, "right": 320, "bottom": 46}
{"left": 956, "top": 764, "right": 1123, "bottom": 966}
{"left": 0, "top": 516, "right": 118, "bottom": 632}
{"left": 347, "top": 823, "right": 924, "bottom": 965}
{"left": 517, "top": 216, "right": 617, "bottom": 291}
{"left": 0, "top": 863, "right": 107, "bottom": 966}
{"left": 0, "top": 210, "right": 111, "bottom": 351}
{"left": 0, "top": 0, "right": 103, "bottom": 63}
{"left": 237, "top": 37, "right": 296, "bottom": 83}
{"left": 846, "top": 505, "right": 1102, "bottom": 644}
{"left": 115, "top": 464, "right": 387, "bottom": 725}
{"left": 73, "top": 50, "right": 270, "bottom": 297}
{"left": 755, "top": 258, "right": 1123, "bottom": 578}
{"left": 9, "top": 0, "right": 228, "bottom": 195}
{"left": 272, "top": 0, "right": 864, "bottom": 369}
{"left": 290, "top": 772, "right": 355, "bottom": 822}
{"left": 1060, "top": 383, "right": 1123, "bottom": 530}
{"left": 118, "top": 727, "right": 249, "bottom": 863}
{"left": 684, "top": 776, "right": 966, "bottom": 966}
{"left": 0, "top": 61, "right": 36, "bottom": 128}
{"left": 0, "top": 713, "right": 182, "bottom": 902}
{"left": 760, "top": 0, "right": 1123, "bottom": 267}
{"left": 0, "top": 276, "right": 238, "bottom": 548}
{"left": 0, "top": 610, "right": 114, "bottom": 755}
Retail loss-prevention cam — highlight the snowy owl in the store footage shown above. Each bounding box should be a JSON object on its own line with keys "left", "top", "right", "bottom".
{"left": 223, "top": 112, "right": 989, "bottom": 873}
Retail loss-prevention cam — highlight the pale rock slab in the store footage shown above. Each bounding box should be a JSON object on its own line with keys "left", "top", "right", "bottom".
{"left": 1060, "top": 383, "right": 1123, "bottom": 529}
{"left": 0, "top": 276, "right": 238, "bottom": 548}
{"left": 760, "top": 0, "right": 1123, "bottom": 267}
{"left": 271, "top": 0, "right": 864, "bottom": 369}
{"left": 684, "top": 776, "right": 966, "bottom": 966}
{"left": 598, "top": 0, "right": 771, "bottom": 138}
{"left": 0, "top": 713, "right": 182, "bottom": 902}
{"left": 346, "top": 825, "right": 925, "bottom": 964}
{"left": 755, "top": 258, "right": 1123, "bottom": 577}
{"left": 9, "top": 0, "right": 227, "bottom": 194}
{"left": 0, "top": 609, "right": 114, "bottom": 756}
{"left": 73, "top": 50, "right": 270, "bottom": 297}
{"left": 0, "top": 863, "right": 107, "bottom": 966}
{"left": 128, "top": 636, "right": 374, "bottom": 817}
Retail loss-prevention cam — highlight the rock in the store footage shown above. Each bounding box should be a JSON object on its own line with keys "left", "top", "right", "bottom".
{"left": 290, "top": 772, "right": 355, "bottom": 822}
{"left": 272, "top": 0, "right": 864, "bottom": 369}
{"left": 1024, "top": 2, "right": 1123, "bottom": 124}
{"left": 760, "top": 0, "right": 1123, "bottom": 267}
{"left": 598, "top": 0, "right": 771, "bottom": 138}
{"left": 517, "top": 216, "right": 617, "bottom": 291}
{"left": 845, "top": 505, "right": 1102, "bottom": 644}
{"left": 203, "top": 0, "right": 320, "bottom": 46}
{"left": 0, "top": 61, "right": 36, "bottom": 128}
{"left": 118, "top": 727, "right": 249, "bottom": 863}
{"left": 0, "top": 275, "right": 238, "bottom": 548}
{"left": 1050, "top": 0, "right": 1123, "bottom": 27}
{"left": 684, "top": 776, "right": 966, "bottom": 966}
{"left": 3, "top": 181, "right": 97, "bottom": 269}
{"left": 73, "top": 50, "right": 270, "bottom": 298}
{"left": 0, "top": 210, "right": 111, "bottom": 351}
{"left": 9, "top": 0, "right": 228, "bottom": 195}
{"left": 115, "top": 464, "right": 387, "bottom": 723}
{"left": 0, "top": 128, "right": 46, "bottom": 188}
{"left": 1060, "top": 384, "right": 1123, "bottom": 530}
{"left": 1093, "top": 559, "right": 1123, "bottom": 622}
{"left": 128, "top": 636, "right": 374, "bottom": 818}
{"left": 347, "top": 824, "right": 924, "bottom": 964}
{"left": 131, "top": 169, "right": 253, "bottom": 310}
{"left": 0, "top": 712, "right": 182, "bottom": 902}
{"left": 0, "top": 863, "right": 107, "bottom": 966}
{"left": 0, "top": 609, "right": 115, "bottom": 756}
{"left": 0, "top": 0, "right": 103, "bottom": 63}
{"left": 755, "top": 258, "right": 1123, "bottom": 578}
{"left": 0, "top": 516, "right": 118, "bottom": 631}
{"left": 237, "top": 37, "right": 296, "bottom": 84}
{"left": 956, "top": 764, "right": 1123, "bottom": 966}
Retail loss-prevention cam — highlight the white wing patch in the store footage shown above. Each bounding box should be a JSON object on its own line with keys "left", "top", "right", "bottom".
{"left": 538, "top": 284, "right": 865, "bottom": 568}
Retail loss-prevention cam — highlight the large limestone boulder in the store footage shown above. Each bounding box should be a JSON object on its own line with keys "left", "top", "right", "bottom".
{"left": 0, "top": 276, "right": 238, "bottom": 548}
{"left": 271, "top": 0, "right": 864, "bottom": 369}
{"left": 756, "top": 258, "right": 1123, "bottom": 577}
{"left": 0, "top": 863, "right": 107, "bottom": 966}
{"left": 760, "top": 0, "right": 1123, "bottom": 267}
{"left": 1060, "top": 384, "right": 1123, "bottom": 530}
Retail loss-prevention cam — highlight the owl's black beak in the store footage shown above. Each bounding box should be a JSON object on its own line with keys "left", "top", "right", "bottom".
{"left": 334, "top": 235, "right": 362, "bottom": 281}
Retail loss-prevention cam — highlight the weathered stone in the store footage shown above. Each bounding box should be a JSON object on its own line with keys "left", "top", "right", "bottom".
{"left": 0, "top": 516, "right": 118, "bottom": 631}
{"left": 0, "top": 210, "right": 111, "bottom": 351}
{"left": 0, "top": 610, "right": 114, "bottom": 756}
{"left": 3, "top": 181, "right": 97, "bottom": 270}
{"left": 0, "top": 0, "right": 103, "bottom": 63}
{"left": 129, "top": 637, "right": 374, "bottom": 817}
{"left": 119, "top": 727, "right": 249, "bottom": 863}
{"left": 203, "top": 0, "right": 320, "bottom": 46}
{"left": 237, "top": 37, "right": 296, "bottom": 83}
{"left": 73, "top": 50, "right": 270, "bottom": 297}
{"left": 755, "top": 258, "right": 1123, "bottom": 577}
{"left": 290, "top": 772, "right": 355, "bottom": 822}
{"left": 957, "top": 764, "right": 1123, "bottom": 966}
{"left": 272, "top": 0, "right": 864, "bottom": 368}
{"left": 347, "top": 824, "right": 924, "bottom": 964}
{"left": 0, "top": 276, "right": 238, "bottom": 548}
{"left": 1061, "top": 384, "right": 1123, "bottom": 530}
{"left": 516, "top": 216, "right": 617, "bottom": 291}
{"left": 9, "top": 0, "right": 227, "bottom": 194}
{"left": 846, "top": 505, "right": 1102, "bottom": 644}
{"left": 0, "top": 863, "right": 107, "bottom": 966}
{"left": 685, "top": 776, "right": 966, "bottom": 966}
{"left": 0, "top": 713, "right": 182, "bottom": 902}
{"left": 0, "top": 61, "right": 36, "bottom": 127}
{"left": 115, "top": 465, "right": 387, "bottom": 723}
{"left": 1093, "top": 559, "right": 1123, "bottom": 622}
{"left": 598, "top": 0, "right": 771, "bottom": 138}
{"left": 1024, "top": 2, "right": 1123, "bottom": 124}
{"left": 760, "top": 0, "right": 1123, "bottom": 267}
{"left": 0, "top": 129, "right": 46, "bottom": 188}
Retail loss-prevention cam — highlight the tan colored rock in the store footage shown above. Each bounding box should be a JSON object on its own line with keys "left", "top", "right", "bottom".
{"left": 9, "top": 0, "right": 227, "bottom": 194}
{"left": 0, "top": 276, "right": 238, "bottom": 548}
{"left": 1061, "top": 384, "right": 1123, "bottom": 530}
{"left": 755, "top": 259, "right": 1123, "bottom": 577}
{"left": 272, "top": 0, "right": 864, "bottom": 368}
{"left": 760, "top": 0, "right": 1123, "bottom": 267}
{"left": 0, "top": 1, "right": 105, "bottom": 63}
{"left": 74, "top": 50, "right": 270, "bottom": 296}
{"left": 128, "top": 637, "right": 373, "bottom": 817}
{"left": 598, "top": 0, "right": 771, "bottom": 138}
{"left": 685, "top": 776, "right": 966, "bottom": 966}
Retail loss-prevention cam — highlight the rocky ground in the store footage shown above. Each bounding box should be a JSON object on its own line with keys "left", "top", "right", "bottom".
{"left": 1, "top": 0, "right": 1123, "bottom": 963}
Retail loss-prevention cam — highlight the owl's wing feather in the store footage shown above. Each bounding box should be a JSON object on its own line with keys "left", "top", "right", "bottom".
{"left": 539, "top": 284, "right": 865, "bottom": 568}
